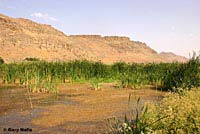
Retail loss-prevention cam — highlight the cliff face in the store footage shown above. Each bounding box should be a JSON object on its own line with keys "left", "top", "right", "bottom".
{"left": 0, "top": 13, "right": 188, "bottom": 63}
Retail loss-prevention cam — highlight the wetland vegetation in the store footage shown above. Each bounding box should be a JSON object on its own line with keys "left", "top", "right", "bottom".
{"left": 0, "top": 54, "right": 199, "bottom": 134}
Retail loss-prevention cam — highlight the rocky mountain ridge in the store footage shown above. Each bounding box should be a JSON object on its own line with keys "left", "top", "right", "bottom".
{"left": 0, "top": 13, "right": 188, "bottom": 63}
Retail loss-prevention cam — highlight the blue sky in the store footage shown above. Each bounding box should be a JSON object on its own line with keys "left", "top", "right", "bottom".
{"left": 0, "top": 0, "right": 199, "bottom": 57}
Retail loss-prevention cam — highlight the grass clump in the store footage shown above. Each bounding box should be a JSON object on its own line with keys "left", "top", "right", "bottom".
{"left": 120, "top": 73, "right": 144, "bottom": 89}
{"left": 108, "top": 97, "right": 153, "bottom": 134}
{"left": 90, "top": 78, "right": 102, "bottom": 90}
{"left": 25, "top": 71, "right": 59, "bottom": 94}
{"left": 27, "top": 78, "right": 59, "bottom": 94}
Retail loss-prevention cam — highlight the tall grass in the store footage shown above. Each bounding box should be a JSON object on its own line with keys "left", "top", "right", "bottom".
{"left": 163, "top": 54, "right": 200, "bottom": 91}
{"left": 0, "top": 54, "right": 199, "bottom": 92}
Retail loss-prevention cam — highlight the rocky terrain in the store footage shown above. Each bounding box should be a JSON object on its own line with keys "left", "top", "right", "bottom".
{"left": 0, "top": 13, "right": 187, "bottom": 63}
{"left": 159, "top": 52, "right": 188, "bottom": 63}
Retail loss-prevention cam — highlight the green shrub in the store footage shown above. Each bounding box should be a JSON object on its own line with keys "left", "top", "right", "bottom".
{"left": 163, "top": 54, "right": 200, "bottom": 91}
{"left": 108, "top": 89, "right": 200, "bottom": 134}
{"left": 148, "top": 89, "right": 200, "bottom": 133}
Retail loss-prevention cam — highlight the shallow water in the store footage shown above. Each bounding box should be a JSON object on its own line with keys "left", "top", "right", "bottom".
{"left": 0, "top": 84, "right": 165, "bottom": 134}
{"left": 0, "top": 86, "right": 79, "bottom": 134}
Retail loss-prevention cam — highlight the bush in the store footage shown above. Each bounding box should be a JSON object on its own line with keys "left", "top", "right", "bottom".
{"left": 148, "top": 89, "right": 200, "bottom": 133}
{"left": 163, "top": 54, "right": 200, "bottom": 91}
{"left": 108, "top": 89, "right": 200, "bottom": 134}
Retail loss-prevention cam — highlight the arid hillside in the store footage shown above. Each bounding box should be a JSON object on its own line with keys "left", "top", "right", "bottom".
{"left": 0, "top": 13, "right": 188, "bottom": 63}
{"left": 159, "top": 52, "right": 188, "bottom": 63}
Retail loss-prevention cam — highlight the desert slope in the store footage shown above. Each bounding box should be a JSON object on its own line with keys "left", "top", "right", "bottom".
{"left": 0, "top": 13, "right": 187, "bottom": 63}
{"left": 159, "top": 52, "right": 188, "bottom": 63}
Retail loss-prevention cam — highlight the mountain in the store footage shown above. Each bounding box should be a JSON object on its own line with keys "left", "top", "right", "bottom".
{"left": 0, "top": 13, "right": 188, "bottom": 64}
{"left": 159, "top": 52, "right": 188, "bottom": 63}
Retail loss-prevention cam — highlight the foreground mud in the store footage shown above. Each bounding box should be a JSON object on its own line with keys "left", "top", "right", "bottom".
{"left": 0, "top": 83, "right": 165, "bottom": 134}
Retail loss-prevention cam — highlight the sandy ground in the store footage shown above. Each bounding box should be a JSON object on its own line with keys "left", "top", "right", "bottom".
{"left": 0, "top": 83, "right": 165, "bottom": 134}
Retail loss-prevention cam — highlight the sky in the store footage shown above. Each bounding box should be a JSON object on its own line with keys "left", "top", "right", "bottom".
{"left": 0, "top": 0, "right": 199, "bottom": 57}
